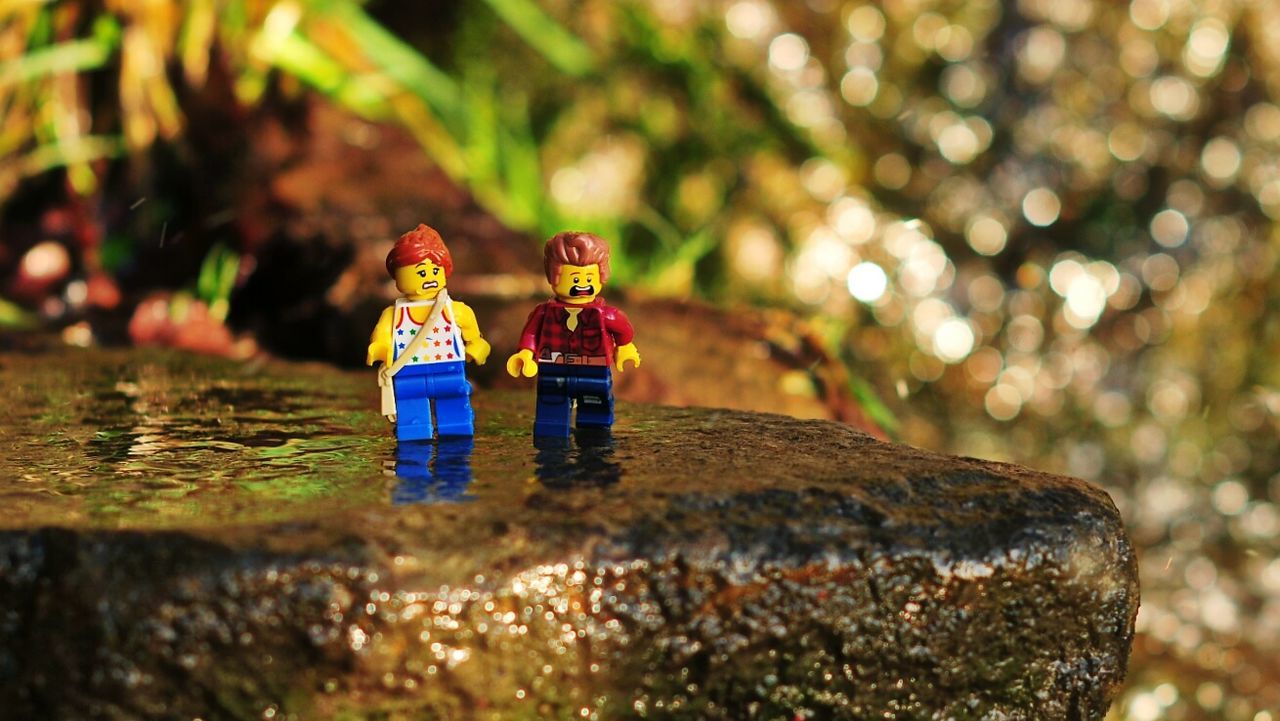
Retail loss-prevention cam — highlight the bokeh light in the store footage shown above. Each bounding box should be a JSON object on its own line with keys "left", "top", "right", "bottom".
{"left": 847, "top": 261, "right": 887, "bottom": 303}
{"left": 7, "top": 0, "right": 1280, "bottom": 716}
{"left": 696, "top": 1, "right": 1280, "bottom": 715}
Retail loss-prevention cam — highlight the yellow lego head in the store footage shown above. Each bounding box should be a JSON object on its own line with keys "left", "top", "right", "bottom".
{"left": 393, "top": 259, "right": 448, "bottom": 300}
{"left": 387, "top": 224, "right": 452, "bottom": 300}
{"left": 543, "top": 231, "right": 611, "bottom": 304}
{"left": 551, "top": 263, "right": 601, "bottom": 304}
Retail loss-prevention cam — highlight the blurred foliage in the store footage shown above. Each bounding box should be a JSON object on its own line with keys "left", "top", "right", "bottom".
{"left": 195, "top": 241, "right": 238, "bottom": 321}
{"left": 0, "top": 0, "right": 833, "bottom": 290}
{"left": 5, "top": 0, "right": 1280, "bottom": 717}
{"left": 0, "top": 295, "right": 36, "bottom": 328}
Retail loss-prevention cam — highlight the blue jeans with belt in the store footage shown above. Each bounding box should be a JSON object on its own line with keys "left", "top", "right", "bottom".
{"left": 392, "top": 361, "right": 473, "bottom": 440}
{"left": 534, "top": 363, "right": 613, "bottom": 437}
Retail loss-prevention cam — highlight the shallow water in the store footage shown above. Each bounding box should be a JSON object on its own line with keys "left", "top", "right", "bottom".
{"left": 0, "top": 343, "right": 635, "bottom": 530}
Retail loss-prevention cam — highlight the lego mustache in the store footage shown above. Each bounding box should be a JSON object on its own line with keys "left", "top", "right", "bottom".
{"left": 569, "top": 284, "right": 594, "bottom": 296}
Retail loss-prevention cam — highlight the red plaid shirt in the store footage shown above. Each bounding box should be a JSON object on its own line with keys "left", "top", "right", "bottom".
{"left": 518, "top": 297, "right": 635, "bottom": 365}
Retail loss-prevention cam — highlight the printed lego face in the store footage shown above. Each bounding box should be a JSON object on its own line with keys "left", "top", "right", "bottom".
{"left": 394, "top": 260, "right": 448, "bottom": 299}
{"left": 552, "top": 263, "right": 601, "bottom": 304}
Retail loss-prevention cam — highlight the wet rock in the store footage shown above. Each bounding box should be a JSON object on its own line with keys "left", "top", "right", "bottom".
{"left": 0, "top": 343, "right": 1138, "bottom": 720}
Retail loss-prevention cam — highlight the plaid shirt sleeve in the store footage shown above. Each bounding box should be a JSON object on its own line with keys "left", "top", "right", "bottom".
{"left": 518, "top": 302, "right": 549, "bottom": 353}
{"left": 603, "top": 304, "right": 635, "bottom": 347}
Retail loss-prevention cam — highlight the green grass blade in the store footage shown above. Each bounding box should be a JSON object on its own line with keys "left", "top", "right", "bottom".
{"left": 17, "top": 135, "right": 124, "bottom": 175}
{"left": 0, "top": 35, "right": 117, "bottom": 87}
{"left": 262, "top": 31, "right": 390, "bottom": 117}
{"left": 0, "top": 295, "right": 37, "bottom": 330}
{"left": 196, "top": 243, "right": 240, "bottom": 323}
{"left": 846, "top": 372, "right": 899, "bottom": 436}
{"left": 497, "top": 94, "right": 546, "bottom": 228}
{"left": 460, "top": 72, "right": 501, "bottom": 187}
{"left": 314, "top": 2, "right": 464, "bottom": 132}
{"left": 478, "top": 0, "right": 594, "bottom": 76}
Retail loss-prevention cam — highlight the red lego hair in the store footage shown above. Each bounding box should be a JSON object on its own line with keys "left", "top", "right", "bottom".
{"left": 386, "top": 224, "right": 453, "bottom": 278}
{"left": 544, "top": 231, "right": 611, "bottom": 284}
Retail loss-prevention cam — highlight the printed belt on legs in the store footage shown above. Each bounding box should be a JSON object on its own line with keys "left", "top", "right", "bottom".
{"left": 539, "top": 351, "right": 609, "bottom": 366}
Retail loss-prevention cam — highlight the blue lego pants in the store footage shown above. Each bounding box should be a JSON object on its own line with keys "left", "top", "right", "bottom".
{"left": 392, "top": 361, "right": 474, "bottom": 440}
{"left": 534, "top": 364, "right": 614, "bottom": 437}
{"left": 391, "top": 438, "right": 474, "bottom": 504}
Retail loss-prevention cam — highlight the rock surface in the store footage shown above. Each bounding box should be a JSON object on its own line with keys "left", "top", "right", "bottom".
{"left": 0, "top": 342, "right": 1138, "bottom": 720}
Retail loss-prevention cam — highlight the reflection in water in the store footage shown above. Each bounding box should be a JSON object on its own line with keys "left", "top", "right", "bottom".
{"left": 533, "top": 428, "right": 621, "bottom": 489}
{"left": 44, "top": 366, "right": 389, "bottom": 524}
{"left": 388, "top": 438, "right": 475, "bottom": 505}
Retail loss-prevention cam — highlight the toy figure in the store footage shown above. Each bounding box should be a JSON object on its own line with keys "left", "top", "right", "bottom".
{"left": 506, "top": 231, "right": 640, "bottom": 437}
{"left": 367, "top": 224, "right": 490, "bottom": 440}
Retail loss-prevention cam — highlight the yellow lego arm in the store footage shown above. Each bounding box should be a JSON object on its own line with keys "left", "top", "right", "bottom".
{"left": 366, "top": 306, "right": 396, "bottom": 366}
{"left": 615, "top": 342, "right": 641, "bottom": 372}
{"left": 506, "top": 349, "right": 538, "bottom": 378}
{"left": 452, "top": 300, "right": 490, "bottom": 365}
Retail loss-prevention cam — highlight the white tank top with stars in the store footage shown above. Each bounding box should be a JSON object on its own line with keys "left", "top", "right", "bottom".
{"left": 392, "top": 298, "right": 465, "bottom": 366}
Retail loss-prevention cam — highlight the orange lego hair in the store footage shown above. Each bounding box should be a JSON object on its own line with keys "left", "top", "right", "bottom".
{"left": 543, "top": 231, "right": 611, "bottom": 285}
{"left": 386, "top": 224, "right": 453, "bottom": 278}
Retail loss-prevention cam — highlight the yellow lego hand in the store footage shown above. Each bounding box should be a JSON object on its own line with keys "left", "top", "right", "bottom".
{"left": 615, "top": 343, "right": 641, "bottom": 372}
{"left": 506, "top": 349, "right": 538, "bottom": 378}
{"left": 366, "top": 341, "right": 389, "bottom": 367}
{"left": 467, "top": 337, "right": 491, "bottom": 365}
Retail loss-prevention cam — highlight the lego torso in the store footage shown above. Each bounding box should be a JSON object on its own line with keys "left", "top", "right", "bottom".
{"left": 392, "top": 298, "right": 465, "bottom": 366}
{"left": 533, "top": 301, "right": 613, "bottom": 366}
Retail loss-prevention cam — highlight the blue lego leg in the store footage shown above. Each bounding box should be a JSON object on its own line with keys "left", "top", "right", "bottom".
{"left": 434, "top": 395, "right": 475, "bottom": 437}
{"left": 390, "top": 437, "right": 475, "bottom": 505}
{"left": 572, "top": 367, "right": 614, "bottom": 429}
{"left": 534, "top": 365, "right": 573, "bottom": 437}
{"left": 393, "top": 368, "right": 434, "bottom": 441}
{"left": 391, "top": 440, "right": 435, "bottom": 504}
{"left": 425, "top": 362, "right": 474, "bottom": 437}
{"left": 432, "top": 437, "right": 475, "bottom": 499}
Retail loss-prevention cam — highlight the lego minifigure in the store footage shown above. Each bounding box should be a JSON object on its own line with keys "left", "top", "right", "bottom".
{"left": 506, "top": 231, "right": 640, "bottom": 437}
{"left": 367, "top": 224, "right": 491, "bottom": 440}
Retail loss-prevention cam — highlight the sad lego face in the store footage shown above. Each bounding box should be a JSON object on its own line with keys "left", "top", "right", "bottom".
{"left": 552, "top": 263, "right": 601, "bottom": 304}
{"left": 394, "top": 260, "right": 448, "bottom": 300}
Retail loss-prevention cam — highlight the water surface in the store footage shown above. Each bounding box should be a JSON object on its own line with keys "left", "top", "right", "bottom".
{"left": 0, "top": 344, "right": 634, "bottom": 530}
